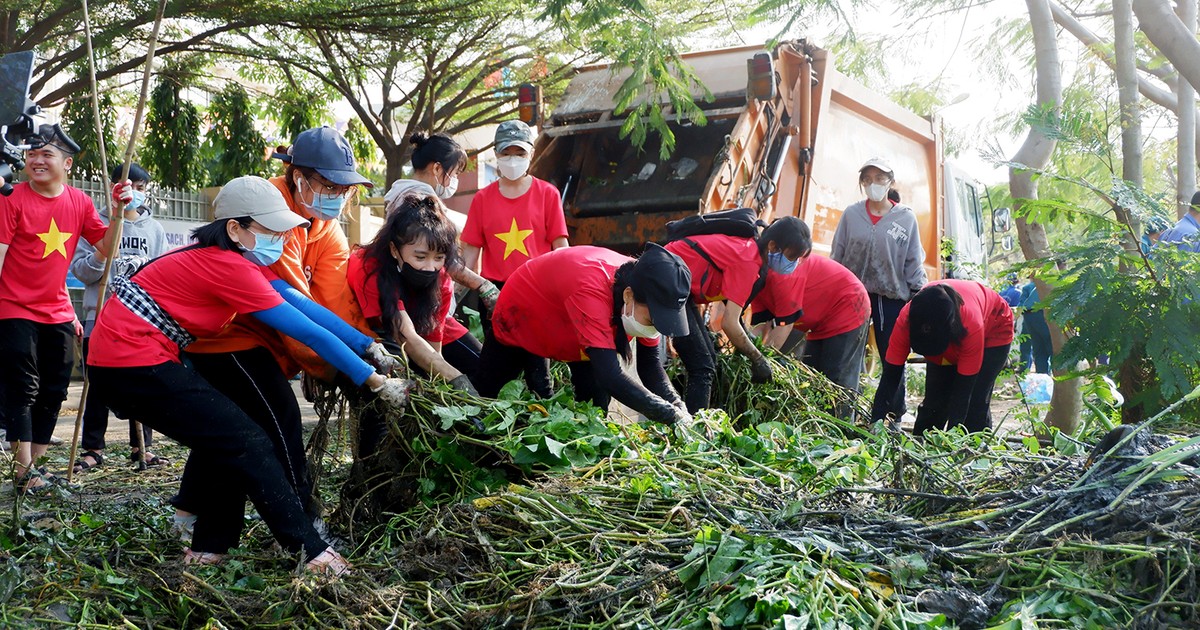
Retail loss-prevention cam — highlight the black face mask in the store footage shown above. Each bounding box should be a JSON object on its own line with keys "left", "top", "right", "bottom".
{"left": 399, "top": 262, "right": 439, "bottom": 288}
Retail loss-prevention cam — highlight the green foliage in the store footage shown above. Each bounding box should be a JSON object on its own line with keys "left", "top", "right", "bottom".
{"left": 269, "top": 88, "right": 330, "bottom": 144}
{"left": 342, "top": 118, "right": 378, "bottom": 180}
{"left": 142, "top": 71, "right": 203, "bottom": 189}
{"left": 59, "top": 74, "right": 121, "bottom": 182}
{"left": 201, "top": 83, "right": 267, "bottom": 185}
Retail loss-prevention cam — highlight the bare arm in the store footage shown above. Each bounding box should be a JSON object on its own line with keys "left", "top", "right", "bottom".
{"left": 0, "top": 243, "right": 7, "bottom": 278}
{"left": 550, "top": 236, "right": 569, "bottom": 250}
{"left": 461, "top": 244, "right": 482, "bottom": 275}
{"left": 392, "top": 310, "right": 462, "bottom": 381}
{"left": 763, "top": 322, "right": 794, "bottom": 351}
{"left": 721, "top": 301, "right": 762, "bottom": 359}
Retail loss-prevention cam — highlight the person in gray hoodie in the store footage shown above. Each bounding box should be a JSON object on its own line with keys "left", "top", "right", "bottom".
{"left": 830, "top": 157, "right": 927, "bottom": 420}
{"left": 69, "top": 163, "right": 171, "bottom": 472}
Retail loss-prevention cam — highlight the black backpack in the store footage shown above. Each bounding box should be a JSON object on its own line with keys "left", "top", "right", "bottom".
{"left": 663, "top": 208, "right": 769, "bottom": 307}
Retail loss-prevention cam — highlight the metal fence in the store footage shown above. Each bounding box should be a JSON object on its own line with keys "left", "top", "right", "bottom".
{"left": 69, "top": 178, "right": 210, "bottom": 221}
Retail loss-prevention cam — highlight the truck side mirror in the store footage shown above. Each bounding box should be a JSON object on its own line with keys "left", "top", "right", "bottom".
{"left": 993, "top": 207, "right": 1012, "bottom": 233}
{"left": 1001, "top": 235, "right": 1014, "bottom": 252}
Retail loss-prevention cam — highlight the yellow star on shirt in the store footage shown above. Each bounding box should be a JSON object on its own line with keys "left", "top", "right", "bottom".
{"left": 494, "top": 218, "right": 534, "bottom": 260}
{"left": 38, "top": 218, "right": 73, "bottom": 259}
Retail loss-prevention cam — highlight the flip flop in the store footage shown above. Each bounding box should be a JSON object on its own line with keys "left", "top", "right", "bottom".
{"left": 73, "top": 450, "right": 104, "bottom": 473}
{"left": 130, "top": 450, "right": 169, "bottom": 468}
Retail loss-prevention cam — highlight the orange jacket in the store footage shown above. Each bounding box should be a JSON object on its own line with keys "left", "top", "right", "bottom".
{"left": 186, "top": 176, "right": 372, "bottom": 381}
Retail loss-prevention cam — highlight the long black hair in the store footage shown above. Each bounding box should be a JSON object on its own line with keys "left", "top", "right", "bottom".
{"left": 360, "top": 194, "right": 460, "bottom": 339}
{"left": 410, "top": 131, "right": 468, "bottom": 174}
{"left": 609, "top": 261, "right": 640, "bottom": 362}
{"left": 190, "top": 217, "right": 252, "bottom": 250}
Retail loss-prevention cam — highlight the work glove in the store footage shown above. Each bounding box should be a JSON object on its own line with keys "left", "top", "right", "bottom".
{"left": 749, "top": 354, "right": 774, "bottom": 384}
{"left": 370, "top": 377, "right": 413, "bottom": 408}
{"left": 449, "top": 374, "right": 480, "bottom": 397}
{"left": 478, "top": 280, "right": 501, "bottom": 312}
{"left": 111, "top": 180, "right": 134, "bottom": 206}
{"left": 364, "top": 342, "right": 401, "bottom": 375}
{"left": 113, "top": 255, "right": 149, "bottom": 277}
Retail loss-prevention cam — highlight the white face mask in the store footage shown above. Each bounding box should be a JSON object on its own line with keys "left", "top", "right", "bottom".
{"left": 866, "top": 183, "right": 890, "bottom": 202}
{"left": 621, "top": 301, "right": 660, "bottom": 339}
{"left": 434, "top": 174, "right": 459, "bottom": 199}
{"left": 497, "top": 155, "right": 530, "bottom": 180}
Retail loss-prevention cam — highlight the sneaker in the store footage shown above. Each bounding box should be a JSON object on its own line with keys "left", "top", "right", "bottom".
{"left": 171, "top": 513, "right": 197, "bottom": 544}
{"left": 305, "top": 547, "right": 352, "bottom": 577}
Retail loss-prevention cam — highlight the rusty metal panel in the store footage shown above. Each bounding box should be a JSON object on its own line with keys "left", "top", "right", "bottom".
{"left": 567, "top": 211, "right": 694, "bottom": 253}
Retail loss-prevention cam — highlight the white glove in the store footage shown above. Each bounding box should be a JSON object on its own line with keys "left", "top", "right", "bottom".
{"left": 371, "top": 377, "right": 413, "bottom": 408}
{"left": 113, "top": 255, "right": 149, "bottom": 277}
{"left": 364, "top": 342, "right": 401, "bottom": 375}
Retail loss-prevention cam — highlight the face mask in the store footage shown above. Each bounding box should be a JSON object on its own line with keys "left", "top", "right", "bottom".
{"left": 298, "top": 176, "right": 346, "bottom": 220}
{"left": 434, "top": 174, "right": 459, "bottom": 199}
{"left": 497, "top": 156, "right": 530, "bottom": 180}
{"left": 399, "top": 262, "right": 440, "bottom": 288}
{"left": 767, "top": 251, "right": 798, "bottom": 275}
{"left": 866, "top": 183, "right": 890, "bottom": 202}
{"left": 621, "top": 302, "right": 660, "bottom": 339}
{"left": 126, "top": 190, "right": 147, "bottom": 211}
{"left": 240, "top": 231, "right": 285, "bottom": 266}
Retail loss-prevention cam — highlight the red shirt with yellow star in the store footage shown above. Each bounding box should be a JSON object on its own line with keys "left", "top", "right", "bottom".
{"left": 0, "top": 183, "right": 107, "bottom": 324}
{"left": 461, "top": 177, "right": 567, "bottom": 282}
{"left": 492, "top": 246, "right": 658, "bottom": 362}
{"left": 885, "top": 279, "right": 1014, "bottom": 376}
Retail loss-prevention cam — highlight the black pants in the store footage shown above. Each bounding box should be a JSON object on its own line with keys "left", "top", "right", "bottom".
{"left": 913, "top": 343, "right": 1010, "bottom": 435}
{"left": 80, "top": 337, "right": 153, "bottom": 451}
{"left": 89, "top": 362, "right": 327, "bottom": 559}
{"left": 566, "top": 361, "right": 611, "bottom": 410}
{"left": 870, "top": 293, "right": 907, "bottom": 417}
{"left": 0, "top": 318, "right": 74, "bottom": 443}
{"left": 442, "top": 332, "right": 482, "bottom": 382}
{"left": 672, "top": 302, "right": 718, "bottom": 413}
{"left": 178, "top": 348, "right": 315, "bottom": 519}
{"left": 801, "top": 320, "right": 869, "bottom": 419}
{"left": 474, "top": 337, "right": 554, "bottom": 400}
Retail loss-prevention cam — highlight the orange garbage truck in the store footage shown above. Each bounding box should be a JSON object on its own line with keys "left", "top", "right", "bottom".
{"left": 525, "top": 39, "right": 996, "bottom": 280}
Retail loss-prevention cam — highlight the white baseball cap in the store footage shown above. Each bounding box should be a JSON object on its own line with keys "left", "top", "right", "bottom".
{"left": 859, "top": 157, "right": 894, "bottom": 176}
{"left": 213, "top": 176, "right": 310, "bottom": 232}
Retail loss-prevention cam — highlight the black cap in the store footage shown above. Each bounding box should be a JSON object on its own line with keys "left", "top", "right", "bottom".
{"left": 111, "top": 163, "right": 150, "bottom": 184}
{"left": 630, "top": 243, "right": 692, "bottom": 337}
{"left": 907, "top": 285, "right": 957, "bottom": 356}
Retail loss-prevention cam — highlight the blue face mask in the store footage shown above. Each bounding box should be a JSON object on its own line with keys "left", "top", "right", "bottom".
{"left": 126, "top": 190, "right": 147, "bottom": 211}
{"left": 767, "top": 251, "right": 798, "bottom": 274}
{"left": 241, "top": 232, "right": 285, "bottom": 266}
{"left": 297, "top": 176, "right": 347, "bottom": 220}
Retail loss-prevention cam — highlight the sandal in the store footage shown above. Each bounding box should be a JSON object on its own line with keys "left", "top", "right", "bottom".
{"left": 305, "top": 547, "right": 352, "bottom": 577}
{"left": 182, "top": 548, "right": 225, "bottom": 566}
{"left": 130, "top": 450, "right": 169, "bottom": 468}
{"left": 73, "top": 450, "right": 104, "bottom": 473}
{"left": 17, "top": 468, "right": 57, "bottom": 496}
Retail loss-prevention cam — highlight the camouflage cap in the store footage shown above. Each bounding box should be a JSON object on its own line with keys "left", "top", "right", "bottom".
{"left": 494, "top": 120, "right": 534, "bottom": 153}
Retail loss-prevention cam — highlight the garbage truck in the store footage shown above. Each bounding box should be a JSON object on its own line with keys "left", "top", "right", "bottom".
{"left": 524, "top": 39, "right": 996, "bottom": 279}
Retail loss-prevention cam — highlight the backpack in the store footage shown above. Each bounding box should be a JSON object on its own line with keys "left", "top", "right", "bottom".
{"left": 663, "top": 208, "right": 770, "bottom": 307}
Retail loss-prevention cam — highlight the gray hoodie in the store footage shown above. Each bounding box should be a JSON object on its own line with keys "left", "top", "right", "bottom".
{"left": 830, "top": 200, "right": 927, "bottom": 301}
{"left": 69, "top": 204, "right": 171, "bottom": 329}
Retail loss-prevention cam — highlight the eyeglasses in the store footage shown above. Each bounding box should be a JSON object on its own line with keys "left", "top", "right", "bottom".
{"left": 862, "top": 175, "right": 893, "bottom": 185}
{"left": 308, "top": 175, "right": 351, "bottom": 197}
{"left": 244, "top": 223, "right": 292, "bottom": 244}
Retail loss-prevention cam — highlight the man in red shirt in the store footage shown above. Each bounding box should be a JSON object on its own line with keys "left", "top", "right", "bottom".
{"left": 461, "top": 120, "right": 568, "bottom": 286}
{"left": 751, "top": 253, "right": 870, "bottom": 418}
{"left": 0, "top": 124, "right": 113, "bottom": 492}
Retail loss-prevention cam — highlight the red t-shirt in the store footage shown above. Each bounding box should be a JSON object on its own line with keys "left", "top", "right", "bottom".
{"left": 493, "top": 246, "right": 657, "bottom": 362}
{"left": 885, "top": 279, "right": 1015, "bottom": 376}
{"left": 752, "top": 255, "right": 870, "bottom": 340}
{"left": 88, "top": 247, "right": 284, "bottom": 368}
{"left": 461, "top": 177, "right": 568, "bottom": 282}
{"left": 442, "top": 314, "right": 469, "bottom": 344}
{"left": 346, "top": 249, "right": 454, "bottom": 344}
{"left": 664, "top": 234, "right": 762, "bottom": 307}
{"left": 0, "top": 183, "right": 107, "bottom": 324}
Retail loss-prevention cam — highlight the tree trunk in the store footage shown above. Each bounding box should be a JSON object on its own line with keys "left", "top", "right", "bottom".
{"left": 1013, "top": 0, "right": 1082, "bottom": 434}
{"left": 1134, "top": 0, "right": 1200, "bottom": 93}
{"left": 1115, "top": 0, "right": 1149, "bottom": 424}
{"left": 1178, "top": 0, "right": 1198, "bottom": 218}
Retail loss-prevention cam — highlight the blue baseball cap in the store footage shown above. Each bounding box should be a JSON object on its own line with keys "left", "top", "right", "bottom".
{"left": 273, "top": 126, "right": 374, "bottom": 188}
